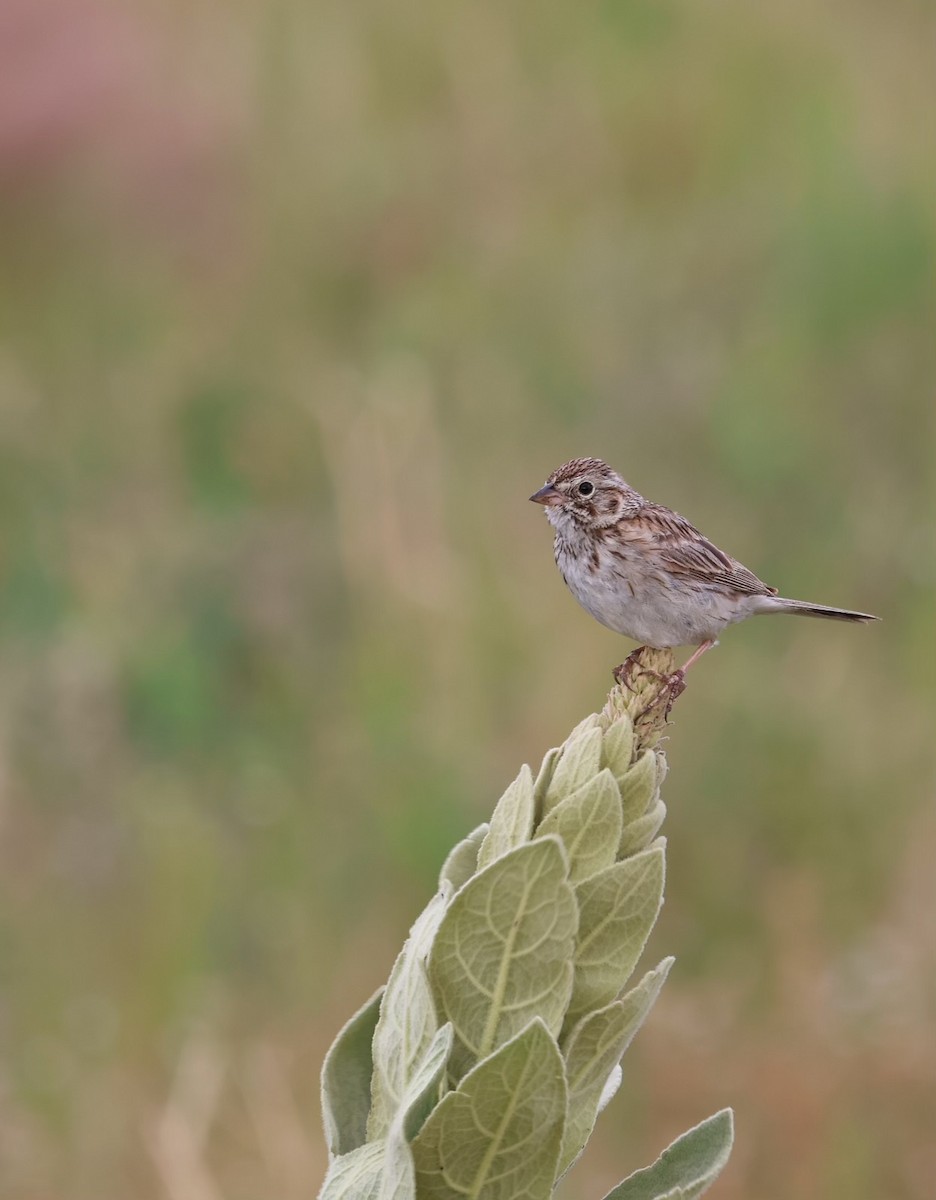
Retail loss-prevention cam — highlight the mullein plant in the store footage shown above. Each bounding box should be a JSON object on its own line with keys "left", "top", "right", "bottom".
{"left": 319, "top": 649, "right": 734, "bottom": 1200}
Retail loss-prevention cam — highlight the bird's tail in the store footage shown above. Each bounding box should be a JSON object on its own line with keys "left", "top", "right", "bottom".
{"left": 766, "top": 598, "right": 879, "bottom": 623}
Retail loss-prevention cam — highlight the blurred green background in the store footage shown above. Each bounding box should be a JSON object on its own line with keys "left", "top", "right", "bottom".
{"left": 1, "top": 0, "right": 934, "bottom": 1197}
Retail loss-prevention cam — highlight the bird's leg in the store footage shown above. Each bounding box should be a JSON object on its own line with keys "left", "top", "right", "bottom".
{"left": 654, "top": 639, "right": 718, "bottom": 716}
{"left": 679, "top": 638, "right": 718, "bottom": 677}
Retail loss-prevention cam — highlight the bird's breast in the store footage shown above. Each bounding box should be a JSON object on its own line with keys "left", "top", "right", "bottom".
{"left": 554, "top": 538, "right": 732, "bottom": 647}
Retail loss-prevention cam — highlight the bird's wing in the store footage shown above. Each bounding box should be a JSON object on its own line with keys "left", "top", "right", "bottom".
{"left": 623, "top": 504, "right": 777, "bottom": 597}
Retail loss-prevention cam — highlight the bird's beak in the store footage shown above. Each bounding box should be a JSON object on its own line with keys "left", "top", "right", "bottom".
{"left": 529, "top": 484, "right": 562, "bottom": 507}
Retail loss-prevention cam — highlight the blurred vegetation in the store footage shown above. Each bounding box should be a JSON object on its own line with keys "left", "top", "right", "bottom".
{"left": 0, "top": 0, "right": 934, "bottom": 1197}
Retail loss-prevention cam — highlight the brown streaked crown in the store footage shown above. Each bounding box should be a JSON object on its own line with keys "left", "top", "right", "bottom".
{"left": 546, "top": 457, "right": 620, "bottom": 487}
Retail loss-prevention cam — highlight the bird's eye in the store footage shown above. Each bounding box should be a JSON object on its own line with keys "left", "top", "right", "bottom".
{"left": 577, "top": 481, "right": 594, "bottom": 496}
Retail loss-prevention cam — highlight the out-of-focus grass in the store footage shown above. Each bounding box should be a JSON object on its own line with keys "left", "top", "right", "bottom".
{"left": 0, "top": 0, "right": 934, "bottom": 1197}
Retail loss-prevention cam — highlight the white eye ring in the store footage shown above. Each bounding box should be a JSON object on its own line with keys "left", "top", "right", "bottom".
{"left": 577, "top": 481, "right": 594, "bottom": 496}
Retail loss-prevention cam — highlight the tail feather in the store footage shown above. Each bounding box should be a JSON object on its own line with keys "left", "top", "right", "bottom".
{"left": 768, "top": 598, "right": 879, "bottom": 623}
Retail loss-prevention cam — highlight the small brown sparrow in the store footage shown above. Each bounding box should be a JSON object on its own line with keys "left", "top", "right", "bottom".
{"left": 531, "top": 457, "right": 877, "bottom": 699}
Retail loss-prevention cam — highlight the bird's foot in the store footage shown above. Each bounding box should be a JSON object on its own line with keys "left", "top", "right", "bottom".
{"left": 654, "top": 669, "right": 687, "bottom": 719}
{"left": 614, "top": 647, "right": 685, "bottom": 721}
{"left": 646, "top": 638, "right": 718, "bottom": 719}
{"left": 613, "top": 646, "right": 654, "bottom": 692}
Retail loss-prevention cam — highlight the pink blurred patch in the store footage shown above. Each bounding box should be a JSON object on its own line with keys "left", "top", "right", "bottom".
{"left": 0, "top": 0, "right": 241, "bottom": 240}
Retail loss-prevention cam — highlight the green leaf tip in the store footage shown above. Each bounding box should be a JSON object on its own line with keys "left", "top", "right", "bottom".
{"left": 619, "top": 750, "right": 660, "bottom": 826}
{"left": 321, "top": 987, "right": 384, "bottom": 1160}
{"left": 601, "top": 1108, "right": 735, "bottom": 1200}
{"left": 600, "top": 712, "right": 636, "bottom": 783}
{"left": 619, "top": 797, "right": 667, "bottom": 858}
{"left": 478, "top": 764, "right": 536, "bottom": 870}
{"left": 439, "top": 822, "right": 489, "bottom": 892}
{"left": 543, "top": 723, "right": 603, "bottom": 814}
{"left": 536, "top": 767, "right": 623, "bottom": 884}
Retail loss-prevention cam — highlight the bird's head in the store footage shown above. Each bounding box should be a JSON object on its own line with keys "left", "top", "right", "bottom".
{"left": 530, "top": 458, "right": 639, "bottom": 531}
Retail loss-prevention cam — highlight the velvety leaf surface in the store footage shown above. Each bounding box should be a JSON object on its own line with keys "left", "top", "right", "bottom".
{"left": 429, "top": 837, "right": 577, "bottom": 1077}
{"left": 565, "top": 847, "right": 665, "bottom": 1030}
{"left": 543, "top": 724, "right": 603, "bottom": 815}
{"left": 559, "top": 959, "right": 673, "bottom": 1173}
{"left": 600, "top": 715, "right": 636, "bottom": 785}
{"left": 376, "top": 1138, "right": 415, "bottom": 1200}
{"left": 439, "top": 823, "right": 489, "bottom": 893}
{"left": 321, "top": 987, "right": 384, "bottom": 1160}
{"left": 395, "top": 1022, "right": 454, "bottom": 1144}
{"left": 619, "top": 750, "right": 659, "bottom": 825}
{"left": 532, "top": 746, "right": 562, "bottom": 818}
{"left": 619, "top": 799, "right": 667, "bottom": 858}
{"left": 602, "top": 1109, "right": 734, "bottom": 1200}
{"left": 377, "top": 1025, "right": 454, "bottom": 1200}
{"left": 411, "top": 1019, "right": 567, "bottom": 1200}
{"left": 369, "top": 891, "right": 449, "bottom": 1139}
{"left": 319, "top": 1142, "right": 385, "bottom": 1200}
{"left": 536, "top": 768, "right": 623, "bottom": 884}
{"left": 478, "top": 765, "right": 535, "bottom": 870}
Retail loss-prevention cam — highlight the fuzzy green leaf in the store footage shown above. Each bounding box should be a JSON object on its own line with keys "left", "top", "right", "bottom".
{"left": 321, "top": 988, "right": 384, "bottom": 1160}
{"left": 395, "top": 1022, "right": 454, "bottom": 1144}
{"left": 536, "top": 768, "right": 623, "bottom": 884}
{"left": 565, "top": 846, "right": 665, "bottom": 1030}
{"left": 619, "top": 750, "right": 659, "bottom": 824}
{"left": 532, "top": 746, "right": 562, "bottom": 818}
{"left": 323, "top": 1027, "right": 453, "bottom": 1200}
{"left": 559, "top": 958, "right": 674, "bottom": 1174}
{"left": 377, "top": 1138, "right": 415, "bottom": 1200}
{"left": 478, "top": 765, "right": 536, "bottom": 870}
{"left": 429, "top": 837, "right": 578, "bottom": 1078}
{"left": 565, "top": 713, "right": 602, "bottom": 740}
{"left": 378, "top": 1024, "right": 454, "bottom": 1200}
{"left": 544, "top": 725, "right": 603, "bottom": 815}
{"left": 319, "top": 1142, "right": 385, "bottom": 1200}
{"left": 411, "top": 1019, "right": 567, "bottom": 1200}
{"left": 601, "top": 715, "right": 636, "bottom": 783}
{"left": 369, "top": 890, "right": 450, "bottom": 1138}
{"left": 439, "top": 823, "right": 489, "bottom": 893}
{"left": 601, "top": 1109, "right": 734, "bottom": 1200}
{"left": 619, "top": 798, "right": 667, "bottom": 858}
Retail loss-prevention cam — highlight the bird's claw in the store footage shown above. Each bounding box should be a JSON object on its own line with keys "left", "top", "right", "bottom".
{"left": 613, "top": 647, "right": 687, "bottom": 721}
{"left": 656, "top": 669, "right": 687, "bottom": 719}
{"left": 613, "top": 647, "right": 651, "bottom": 692}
